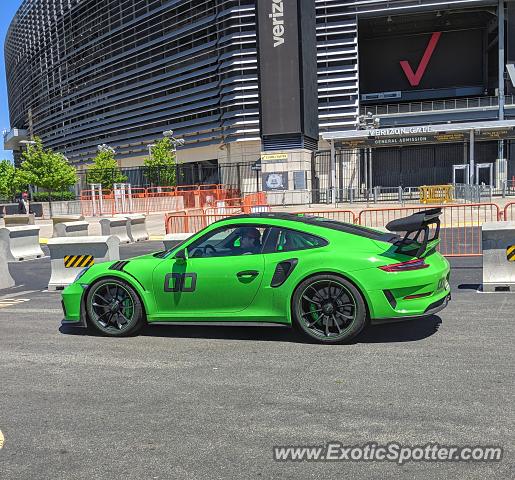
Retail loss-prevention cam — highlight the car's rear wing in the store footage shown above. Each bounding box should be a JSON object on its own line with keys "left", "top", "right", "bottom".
{"left": 385, "top": 208, "right": 442, "bottom": 258}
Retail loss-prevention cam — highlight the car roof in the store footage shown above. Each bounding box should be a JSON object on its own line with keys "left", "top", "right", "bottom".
{"left": 216, "top": 213, "right": 398, "bottom": 242}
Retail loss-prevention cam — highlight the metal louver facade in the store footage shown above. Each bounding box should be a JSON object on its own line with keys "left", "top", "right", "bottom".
{"left": 5, "top": 0, "right": 496, "bottom": 164}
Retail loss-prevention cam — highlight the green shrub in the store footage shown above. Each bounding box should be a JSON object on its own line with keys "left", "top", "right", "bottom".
{"left": 32, "top": 191, "right": 76, "bottom": 202}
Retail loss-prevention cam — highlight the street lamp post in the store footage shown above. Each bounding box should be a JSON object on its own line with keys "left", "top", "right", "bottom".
{"left": 96, "top": 144, "right": 117, "bottom": 189}
{"left": 18, "top": 140, "right": 37, "bottom": 200}
{"left": 162, "top": 130, "right": 185, "bottom": 153}
{"left": 147, "top": 144, "right": 157, "bottom": 186}
{"left": 148, "top": 144, "right": 156, "bottom": 158}
{"left": 357, "top": 112, "right": 380, "bottom": 195}
{"left": 19, "top": 139, "right": 36, "bottom": 150}
{"left": 97, "top": 144, "right": 116, "bottom": 155}
{"left": 162, "top": 130, "right": 184, "bottom": 185}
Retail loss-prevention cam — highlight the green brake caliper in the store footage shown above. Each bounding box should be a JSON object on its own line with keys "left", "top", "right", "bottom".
{"left": 121, "top": 298, "right": 134, "bottom": 320}
{"left": 309, "top": 303, "right": 319, "bottom": 323}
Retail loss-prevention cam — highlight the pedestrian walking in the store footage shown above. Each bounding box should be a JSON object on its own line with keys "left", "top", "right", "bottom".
{"left": 18, "top": 192, "right": 30, "bottom": 215}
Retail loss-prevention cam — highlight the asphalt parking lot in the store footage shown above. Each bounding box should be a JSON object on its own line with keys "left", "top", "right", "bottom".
{"left": 0, "top": 242, "right": 513, "bottom": 479}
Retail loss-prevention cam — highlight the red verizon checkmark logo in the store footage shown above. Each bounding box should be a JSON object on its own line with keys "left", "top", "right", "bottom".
{"left": 400, "top": 32, "right": 442, "bottom": 87}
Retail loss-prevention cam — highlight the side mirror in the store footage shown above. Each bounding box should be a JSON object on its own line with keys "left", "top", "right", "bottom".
{"left": 175, "top": 248, "right": 188, "bottom": 262}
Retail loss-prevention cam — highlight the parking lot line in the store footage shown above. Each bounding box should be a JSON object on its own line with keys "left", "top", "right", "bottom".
{"left": 0, "top": 298, "right": 31, "bottom": 309}
{"left": 0, "top": 290, "right": 38, "bottom": 301}
{"left": 0, "top": 308, "right": 62, "bottom": 314}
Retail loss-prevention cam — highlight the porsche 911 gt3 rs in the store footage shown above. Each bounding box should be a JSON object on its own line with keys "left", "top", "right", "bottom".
{"left": 61, "top": 209, "right": 450, "bottom": 344}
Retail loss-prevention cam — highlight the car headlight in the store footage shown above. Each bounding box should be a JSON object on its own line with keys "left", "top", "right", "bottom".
{"left": 74, "top": 267, "right": 90, "bottom": 282}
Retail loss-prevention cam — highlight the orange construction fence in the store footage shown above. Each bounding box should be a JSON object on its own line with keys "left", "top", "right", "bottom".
{"left": 504, "top": 202, "right": 515, "bottom": 222}
{"left": 293, "top": 210, "right": 357, "bottom": 224}
{"left": 80, "top": 185, "right": 231, "bottom": 216}
{"left": 165, "top": 203, "right": 503, "bottom": 257}
{"left": 358, "top": 203, "right": 501, "bottom": 257}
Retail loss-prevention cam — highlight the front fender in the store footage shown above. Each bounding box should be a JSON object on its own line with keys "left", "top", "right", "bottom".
{"left": 78, "top": 270, "right": 157, "bottom": 321}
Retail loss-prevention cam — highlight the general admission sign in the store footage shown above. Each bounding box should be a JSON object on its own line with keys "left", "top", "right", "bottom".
{"left": 336, "top": 125, "right": 515, "bottom": 149}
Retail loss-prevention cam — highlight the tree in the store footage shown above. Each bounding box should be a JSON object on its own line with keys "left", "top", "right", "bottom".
{"left": 144, "top": 137, "right": 177, "bottom": 187}
{"left": 87, "top": 145, "right": 127, "bottom": 189}
{"left": 0, "top": 160, "right": 20, "bottom": 200}
{"left": 17, "top": 138, "right": 77, "bottom": 199}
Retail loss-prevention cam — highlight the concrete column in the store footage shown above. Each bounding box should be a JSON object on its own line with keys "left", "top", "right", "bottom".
{"left": 261, "top": 149, "right": 313, "bottom": 206}
{"left": 496, "top": 157, "right": 508, "bottom": 188}
{"left": 330, "top": 141, "right": 336, "bottom": 204}
{"left": 499, "top": 1, "right": 507, "bottom": 189}
{"left": 469, "top": 129, "right": 475, "bottom": 184}
{"left": 499, "top": 0, "right": 506, "bottom": 121}
{"left": 368, "top": 148, "right": 373, "bottom": 189}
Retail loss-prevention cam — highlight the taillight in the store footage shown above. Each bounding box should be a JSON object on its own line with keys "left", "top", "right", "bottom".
{"left": 379, "top": 259, "right": 429, "bottom": 272}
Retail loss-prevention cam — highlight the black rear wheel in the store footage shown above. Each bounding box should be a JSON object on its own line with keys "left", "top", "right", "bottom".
{"left": 86, "top": 278, "right": 144, "bottom": 337}
{"left": 292, "top": 274, "right": 367, "bottom": 344}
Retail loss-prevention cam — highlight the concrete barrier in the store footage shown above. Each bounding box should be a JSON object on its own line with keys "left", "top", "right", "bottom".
{"left": 54, "top": 221, "right": 90, "bottom": 238}
{"left": 99, "top": 217, "right": 132, "bottom": 244}
{"left": 47, "top": 236, "right": 120, "bottom": 291}
{"left": 163, "top": 233, "right": 191, "bottom": 250}
{"left": 0, "top": 226, "right": 44, "bottom": 261}
{"left": 0, "top": 237, "right": 15, "bottom": 289}
{"left": 115, "top": 214, "right": 149, "bottom": 242}
{"left": 4, "top": 214, "right": 36, "bottom": 226}
{"left": 51, "top": 214, "right": 85, "bottom": 227}
{"left": 482, "top": 221, "right": 515, "bottom": 292}
{"left": 4, "top": 204, "right": 43, "bottom": 218}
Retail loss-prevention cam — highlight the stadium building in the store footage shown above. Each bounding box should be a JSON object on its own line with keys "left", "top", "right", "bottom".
{"left": 4, "top": 0, "right": 515, "bottom": 197}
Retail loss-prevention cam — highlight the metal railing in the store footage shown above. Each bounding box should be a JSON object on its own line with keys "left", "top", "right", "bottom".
{"left": 504, "top": 202, "right": 515, "bottom": 222}
{"left": 261, "top": 185, "right": 510, "bottom": 207}
{"left": 360, "top": 95, "right": 515, "bottom": 117}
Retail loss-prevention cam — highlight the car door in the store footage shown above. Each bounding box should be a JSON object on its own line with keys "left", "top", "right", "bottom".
{"left": 152, "top": 225, "right": 268, "bottom": 318}
{"left": 260, "top": 226, "right": 330, "bottom": 288}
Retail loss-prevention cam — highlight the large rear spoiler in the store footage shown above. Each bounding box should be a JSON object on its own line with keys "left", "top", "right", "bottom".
{"left": 385, "top": 208, "right": 442, "bottom": 258}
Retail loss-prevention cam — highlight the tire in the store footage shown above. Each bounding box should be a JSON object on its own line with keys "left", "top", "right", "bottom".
{"left": 291, "top": 274, "right": 367, "bottom": 344}
{"left": 85, "top": 278, "right": 145, "bottom": 337}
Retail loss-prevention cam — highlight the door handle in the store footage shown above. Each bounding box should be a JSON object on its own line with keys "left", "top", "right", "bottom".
{"left": 237, "top": 270, "right": 259, "bottom": 278}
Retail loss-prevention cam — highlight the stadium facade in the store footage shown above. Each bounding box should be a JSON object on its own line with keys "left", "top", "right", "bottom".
{"left": 4, "top": 0, "right": 515, "bottom": 195}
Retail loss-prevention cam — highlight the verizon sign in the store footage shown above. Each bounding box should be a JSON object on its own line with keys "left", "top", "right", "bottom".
{"left": 400, "top": 32, "right": 441, "bottom": 87}
{"left": 368, "top": 126, "right": 435, "bottom": 136}
{"left": 360, "top": 29, "right": 484, "bottom": 97}
{"left": 270, "top": 0, "right": 285, "bottom": 47}
{"left": 257, "top": 0, "right": 301, "bottom": 136}
{"left": 257, "top": 0, "right": 318, "bottom": 140}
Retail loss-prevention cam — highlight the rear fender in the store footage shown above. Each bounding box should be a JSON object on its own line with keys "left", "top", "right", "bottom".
{"left": 285, "top": 269, "right": 373, "bottom": 325}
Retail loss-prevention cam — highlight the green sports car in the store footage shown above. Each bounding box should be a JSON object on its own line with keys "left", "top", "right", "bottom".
{"left": 61, "top": 210, "right": 451, "bottom": 344}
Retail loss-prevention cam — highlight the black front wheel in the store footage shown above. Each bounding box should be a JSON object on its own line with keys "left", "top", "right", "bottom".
{"left": 292, "top": 274, "right": 367, "bottom": 344}
{"left": 86, "top": 278, "right": 144, "bottom": 337}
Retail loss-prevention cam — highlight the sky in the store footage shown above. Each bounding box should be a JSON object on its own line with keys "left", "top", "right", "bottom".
{"left": 0, "top": 0, "right": 23, "bottom": 161}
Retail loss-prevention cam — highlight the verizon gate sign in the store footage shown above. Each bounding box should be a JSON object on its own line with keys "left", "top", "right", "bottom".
{"left": 257, "top": 0, "right": 318, "bottom": 143}
{"left": 270, "top": 0, "right": 285, "bottom": 47}
{"left": 368, "top": 126, "right": 435, "bottom": 136}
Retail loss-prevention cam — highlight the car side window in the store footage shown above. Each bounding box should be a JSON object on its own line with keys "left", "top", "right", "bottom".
{"left": 186, "top": 225, "right": 270, "bottom": 258}
{"left": 263, "top": 227, "right": 328, "bottom": 253}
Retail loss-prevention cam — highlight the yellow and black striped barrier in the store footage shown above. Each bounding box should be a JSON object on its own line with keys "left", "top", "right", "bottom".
{"left": 419, "top": 185, "right": 454, "bottom": 204}
{"left": 507, "top": 246, "right": 515, "bottom": 262}
{"left": 64, "top": 255, "right": 95, "bottom": 268}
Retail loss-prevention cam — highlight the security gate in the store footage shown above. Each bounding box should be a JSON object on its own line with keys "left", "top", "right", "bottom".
{"left": 475, "top": 163, "right": 493, "bottom": 186}
{"left": 453, "top": 164, "right": 470, "bottom": 184}
{"left": 312, "top": 150, "right": 362, "bottom": 202}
